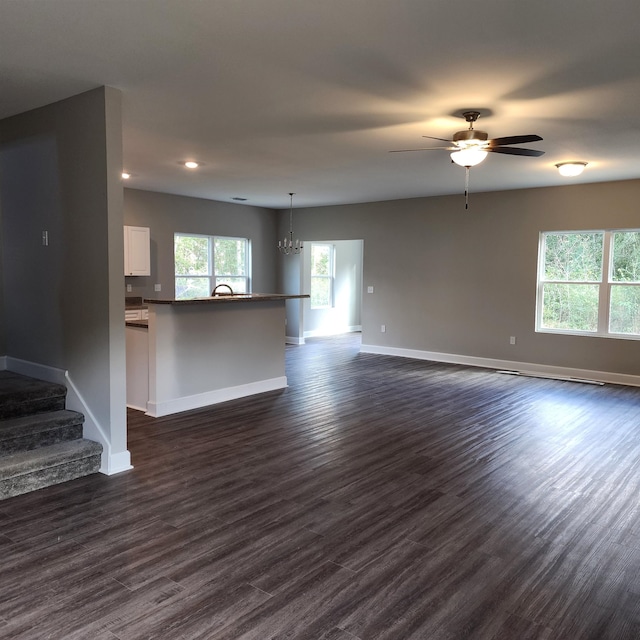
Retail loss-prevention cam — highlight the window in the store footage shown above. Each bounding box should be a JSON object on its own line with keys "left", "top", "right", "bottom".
{"left": 174, "top": 234, "right": 250, "bottom": 299}
{"left": 310, "top": 243, "right": 334, "bottom": 308}
{"left": 536, "top": 230, "right": 640, "bottom": 338}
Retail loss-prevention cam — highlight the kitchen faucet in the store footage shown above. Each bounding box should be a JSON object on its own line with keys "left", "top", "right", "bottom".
{"left": 212, "top": 283, "right": 234, "bottom": 296}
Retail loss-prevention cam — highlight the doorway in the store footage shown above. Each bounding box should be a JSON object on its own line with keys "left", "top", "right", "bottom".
{"left": 302, "top": 239, "right": 363, "bottom": 338}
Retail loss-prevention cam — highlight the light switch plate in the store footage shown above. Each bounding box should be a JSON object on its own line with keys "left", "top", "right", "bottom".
{"left": 154, "top": 284, "right": 161, "bottom": 292}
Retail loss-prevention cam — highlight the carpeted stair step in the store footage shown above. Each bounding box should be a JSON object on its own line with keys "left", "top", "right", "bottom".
{"left": 0, "top": 439, "right": 103, "bottom": 500}
{"left": 0, "top": 410, "right": 85, "bottom": 455}
{"left": 0, "top": 371, "right": 66, "bottom": 419}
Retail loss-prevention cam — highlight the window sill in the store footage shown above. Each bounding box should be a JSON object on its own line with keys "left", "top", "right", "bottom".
{"left": 536, "top": 328, "right": 640, "bottom": 341}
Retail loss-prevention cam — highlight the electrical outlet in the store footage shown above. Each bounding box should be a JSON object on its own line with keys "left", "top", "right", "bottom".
{"left": 126, "top": 284, "right": 132, "bottom": 292}
{"left": 154, "top": 284, "right": 161, "bottom": 292}
{"left": 381, "top": 324, "right": 386, "bottom": 333}
{"left": 42, "top": 230, "right": 49, "bottom": 246}
{"left": 510, "top": 336, "right": 516, "bottom": 345}
{"left": 367, "top": 286, "right": 374, "bottom": 293}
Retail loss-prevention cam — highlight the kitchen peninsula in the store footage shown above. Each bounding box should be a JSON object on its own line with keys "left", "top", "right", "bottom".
{"left": 126, "top": 293, "right": 308, "bottom": 417}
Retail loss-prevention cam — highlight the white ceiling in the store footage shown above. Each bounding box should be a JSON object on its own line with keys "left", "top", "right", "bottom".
{"left": 2, "top": 0, "right": 640, "bottom": 209}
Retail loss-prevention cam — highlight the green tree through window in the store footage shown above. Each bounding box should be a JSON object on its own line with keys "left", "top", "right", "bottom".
{"left": 610, "top": 231, "right": 640, "bottom": 334}
{"left": 310, "top": 244, "right": 333, "bottom": 308}
{"left": 537, "top": 230, "right": 640, "bottom": 337}
{"left": 175, "top": 234, "right": 250, "bottom": 299}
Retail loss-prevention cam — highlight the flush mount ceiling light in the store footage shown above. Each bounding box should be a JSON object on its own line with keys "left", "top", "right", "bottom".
{"left": 184, "top": 161, "right": 199, "bottom": 169}
{"left": 121, "top": 172, "right": 131, "bottom": 179}
{"left": 556, "top": 161, "right": 588, "bottom": 177}
{"left": 278, "top": 193, "right": 303, "bottom": 255}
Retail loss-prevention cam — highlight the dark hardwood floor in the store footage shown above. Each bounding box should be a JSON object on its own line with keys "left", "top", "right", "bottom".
{"left": 1, "top": 333, "right": 640, "bottom": 639}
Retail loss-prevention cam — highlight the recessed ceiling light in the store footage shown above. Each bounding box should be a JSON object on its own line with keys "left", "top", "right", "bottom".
{"left": 121, "top": 172, "right": 131, "bottom": 179}
{"left": 556, "top": 161, "right": 588, "bottom": 177}
{"left": 184, "top": 161, "right": 199, "bottom": 169}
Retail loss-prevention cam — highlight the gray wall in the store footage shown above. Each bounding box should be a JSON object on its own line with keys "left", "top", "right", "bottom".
{"left": 0, "top": 87, "right": 127, "bottom": 455}
{"left": 123, "top": 189, "right": 278, "bottom": 299}
{"left": 278, "top": 179, "right": 640, "bottom": 377}
{"left": 1, "top": 133, "right": 64, "bottom": 364}
{"left": 279, "top": 249, "right": 303, "bottom": 342}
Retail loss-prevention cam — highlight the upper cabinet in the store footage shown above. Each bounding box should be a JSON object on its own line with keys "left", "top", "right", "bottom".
{"left": 124, "top": 226, "right": 150, "bottom": 276}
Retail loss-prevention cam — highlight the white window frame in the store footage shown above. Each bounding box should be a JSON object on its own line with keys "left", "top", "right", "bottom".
{"left": 536, "top": 229, "right": 640, "bottom": 340}
{"left": 174, "top": 233, "right": 250, "bottom": 299}
{"left": 310, "top": 243, "right": 335, "bottom": 310}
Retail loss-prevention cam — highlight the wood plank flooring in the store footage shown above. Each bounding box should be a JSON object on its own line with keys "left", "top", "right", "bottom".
{"left": 1, "top": 333, "right": 640, "bottom": 638}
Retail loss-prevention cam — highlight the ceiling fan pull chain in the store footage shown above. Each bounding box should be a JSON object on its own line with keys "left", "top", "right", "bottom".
{"left": 465, "top": 166, "right": 470, "bottom": 209}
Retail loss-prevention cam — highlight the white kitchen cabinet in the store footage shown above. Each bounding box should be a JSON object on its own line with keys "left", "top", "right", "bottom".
{"left": 126, "top": 324, "right": 149, "bottom": 412}
{"left": 124, "top": 225, "right": 150, "bottom": 276}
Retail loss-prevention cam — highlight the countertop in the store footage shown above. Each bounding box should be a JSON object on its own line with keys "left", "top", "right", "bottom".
{"left": 144, "top": 293, "right": 309, "bottom": 306}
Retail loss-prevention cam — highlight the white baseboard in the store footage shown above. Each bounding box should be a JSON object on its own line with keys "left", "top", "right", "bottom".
{"left": 146, "top": 376, "right": 288, "bottom": 418}
{"left": 359, "top": 344, "right": 640, "bottom": 387}
{"left": 2, "top": 357, "right": 133, "bottom": 475}
{"left": 126, "top": 402, "right": 148, "bottom": 413}
{"left": 303, "top": 325, "right": 362, "bottom": 339}
{"left": 4, "top": 357, "right": 66, "bottom": 385}
{"left": 285, "top": 336, "right": 305, "bottom": 345}
{"left": 103, "top": 450, "right": 133, "bottom": 475}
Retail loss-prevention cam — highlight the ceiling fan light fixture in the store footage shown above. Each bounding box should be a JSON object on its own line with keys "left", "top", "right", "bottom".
{"left": 458, "top": 138, "right": 485, "bottom": 149}
{"left": 391, "top": 109, "right": 544, "bottom": 208}
{"left": 556, "top": 161, "right": 587, "bottom": 177}
{"left": 451, "top": 148, "right": 488, "bottom": 167}
{"left": 453, "top": 129, "right": 488, "bottom": 145}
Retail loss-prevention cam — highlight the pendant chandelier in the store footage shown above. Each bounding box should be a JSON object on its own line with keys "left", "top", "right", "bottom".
{"left": 278, "top": 192, "right": 303, "bottom": 255}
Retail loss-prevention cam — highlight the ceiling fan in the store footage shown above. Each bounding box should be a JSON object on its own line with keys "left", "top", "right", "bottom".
{"left": 391, "top": 110, "right": 545, "bottom": 208}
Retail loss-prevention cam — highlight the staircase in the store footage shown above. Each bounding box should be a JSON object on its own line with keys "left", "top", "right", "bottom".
{"left": 0, "top": 371, "right": 102, "bottom": 500}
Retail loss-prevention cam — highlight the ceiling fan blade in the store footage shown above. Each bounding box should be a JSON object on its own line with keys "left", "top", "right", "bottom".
{"left": 487, "top": 146, "right": 545, "bottom": 157}
{"left": 389, "top": 146, "right": 455, "bottom": 152}
{"left": 488, "top": 134, "right": 543, "bottom": 146}
{"left": 422, "top": 135, "right": 455, "bottom": 143}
